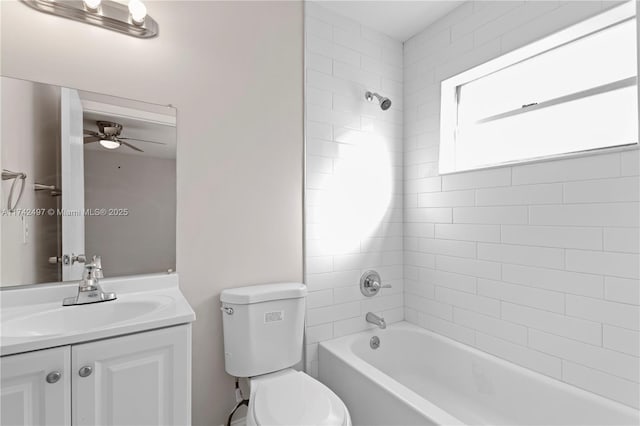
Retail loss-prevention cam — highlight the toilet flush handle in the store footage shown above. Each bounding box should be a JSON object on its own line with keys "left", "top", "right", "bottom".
{"left": 221, "top": 306, "right": 234, "bottom": 315}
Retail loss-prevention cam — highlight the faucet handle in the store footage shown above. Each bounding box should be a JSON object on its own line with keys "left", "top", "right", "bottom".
{"left": 82, "top": 263, "right": 95, "bottom": 278}
{"left": 360, "top": 271, "right": 390, "bottom": 297}
{"left": 372, "top": 281, "right": 392, "bottom": 290}
{"left": 92, "top": 256, "right": 104, "bottom": 279}
{"left": 81, "top": 257, "right": 103, "bottom": 282}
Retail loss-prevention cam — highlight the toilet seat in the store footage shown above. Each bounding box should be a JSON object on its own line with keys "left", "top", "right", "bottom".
{"left": 247, "top": 369, "right": 351, "bottom": 426}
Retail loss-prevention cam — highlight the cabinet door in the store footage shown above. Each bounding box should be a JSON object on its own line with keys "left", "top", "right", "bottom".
{"left": 72, "top": 325, "right": 191, "bottom": 426}
{"left": 1, "top": 346, "right": 71, "bottom": 426}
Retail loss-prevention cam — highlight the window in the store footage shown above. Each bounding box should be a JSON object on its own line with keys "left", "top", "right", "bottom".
{"left": 439, "top": 2, "right": 638, "bottom": 174}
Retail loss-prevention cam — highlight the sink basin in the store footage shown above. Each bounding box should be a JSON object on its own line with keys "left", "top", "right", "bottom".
{"left": 0, "top": 274, "right": 195, "bottom": 357}
{"left": 2, "top": 298, "right": 169, "bottom": 338}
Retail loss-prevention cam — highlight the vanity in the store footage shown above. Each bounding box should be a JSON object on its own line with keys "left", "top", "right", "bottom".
{"left": 1, "top": 77, "right": 193, "bottom": 425}
{"left": 1, "top": 274, "right": 195, "bottom": 426}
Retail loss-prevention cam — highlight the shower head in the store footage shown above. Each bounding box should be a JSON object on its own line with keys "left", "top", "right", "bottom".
{"left": 365, "top": 91, "right": 392, "bottom": 111}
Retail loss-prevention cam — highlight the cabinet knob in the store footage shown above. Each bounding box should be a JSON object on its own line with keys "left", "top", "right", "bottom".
{"left": 78, "top": 365, "right": 93, "bottom": 377}
{"left": 46, "top": 371, "right": 61, "bottom": 384}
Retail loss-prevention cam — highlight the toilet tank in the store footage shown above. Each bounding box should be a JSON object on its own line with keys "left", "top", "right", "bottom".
{"left": 220, "top": 282, "right": 307, "bottom": 377}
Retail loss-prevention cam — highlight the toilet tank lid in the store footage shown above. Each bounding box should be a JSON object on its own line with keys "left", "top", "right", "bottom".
{"left": 220, "top": 282, "right": 307, "bottom": 305}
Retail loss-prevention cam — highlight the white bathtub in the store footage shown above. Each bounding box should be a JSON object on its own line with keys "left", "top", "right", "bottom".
{"left": 318, "top": 322, "right": 639, "bottom": 426}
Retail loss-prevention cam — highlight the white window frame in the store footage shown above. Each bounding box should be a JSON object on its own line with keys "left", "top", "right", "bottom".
{"left": 439, "top": 1, "right": 638, "bottom": 174}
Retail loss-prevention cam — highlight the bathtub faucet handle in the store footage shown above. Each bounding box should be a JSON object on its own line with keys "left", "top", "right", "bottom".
{"left": 360, "top": 270, "right": 389, "bottom": 297}
{"left": 372, "top": 281, "right": 392, "bottom": 290}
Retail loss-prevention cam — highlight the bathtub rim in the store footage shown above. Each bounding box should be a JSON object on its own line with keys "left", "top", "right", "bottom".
{"left": 318, "top": 321, "right": 640, "bottom": 422}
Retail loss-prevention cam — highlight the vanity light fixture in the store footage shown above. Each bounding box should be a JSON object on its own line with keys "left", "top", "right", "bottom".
{"left": 128, "top": 0, "right": 146, "bottom": 25}
{"left": 21, "top": 0, "right": 158, "bottom": 38}
{"left": 83, "top": 0, "right": 101, "bottom": 12}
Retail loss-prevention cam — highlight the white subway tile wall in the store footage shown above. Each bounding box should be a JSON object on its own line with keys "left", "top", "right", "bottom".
{"left": 304, "top": 2, "right": 404, "bottom": 377}
{"left": 403, "top": 1, "right": 639, "bottom": 409}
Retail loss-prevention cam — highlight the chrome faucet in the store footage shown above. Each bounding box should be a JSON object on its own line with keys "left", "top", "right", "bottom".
{"left": 360, "top": 271, "right": 392, "bottom": 297}
{"left": 62, "top": 256, "right": 117, "bottom": 306}
{"left": 366, "top": 312, "right": 386, "bottom": 329}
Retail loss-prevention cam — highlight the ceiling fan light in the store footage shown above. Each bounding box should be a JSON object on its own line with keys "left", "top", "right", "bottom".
{"left": 83, "top": 0, "right": 101, "bottom": 11}
{"left": 128, "top": 0, "right": 147, "bottom": 25}
{"left": 99, "top": 139, "right": 120, "bottom": 150}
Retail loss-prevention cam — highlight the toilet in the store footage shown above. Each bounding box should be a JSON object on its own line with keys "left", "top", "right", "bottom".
{"left": 220, "top": 282, "right": 351, "bottom": 426}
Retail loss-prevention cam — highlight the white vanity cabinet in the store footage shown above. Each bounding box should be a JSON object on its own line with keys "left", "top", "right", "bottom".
{"left": 73, "top": 325, "right": 191, "bottom": 426}
{"left": 1, "top": 325, "right": 191, "bottom": 426}
{"left": 0, "top": 346, "right": 71, "bottom": 426}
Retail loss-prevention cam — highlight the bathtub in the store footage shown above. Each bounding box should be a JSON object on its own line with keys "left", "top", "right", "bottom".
{"left": 318, "top": 322, "right": 639, "bottom": 426}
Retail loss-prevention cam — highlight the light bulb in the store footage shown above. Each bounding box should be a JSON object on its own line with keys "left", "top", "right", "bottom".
{"left": 83, "top": 0, "right": 101, "bottom": 11}
{"left": 99, "top": 140, "right": 120, "bottom": 150}
{"left": 128, "top": 0, "right": 147, "bottom": 25}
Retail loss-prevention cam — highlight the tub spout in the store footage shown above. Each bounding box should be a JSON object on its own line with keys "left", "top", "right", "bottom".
{"left": 366, "top": 312, "right": 386, "bottom": 329}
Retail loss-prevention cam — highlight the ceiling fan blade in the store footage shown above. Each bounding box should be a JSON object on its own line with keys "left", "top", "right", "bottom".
{"left": 84, "top": 130, "right": 102, "bottom": 137}
{"left": 84, "top": 136, "right": 101, "bottom": 143}
{"left": 121, "top": 141, "right": 144, "bottom": 152}
{"left": 118, "top": 137, "right": 166, "bottom": 145}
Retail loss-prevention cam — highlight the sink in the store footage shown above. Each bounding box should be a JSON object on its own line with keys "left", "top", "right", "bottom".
{"left": 0, "top": 274, "right": 195, "bottom": 356}
{"left": 2, "top": 297, "right": 169, "bottom": 338}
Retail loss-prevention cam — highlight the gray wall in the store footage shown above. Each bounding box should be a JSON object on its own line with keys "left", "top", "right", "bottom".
{"left": 84, "top": 150, "right": 176, "bottom": 277}
{"left": 1, "top": 78, "right": 60, "bottom": 286}
{"left": 0, "top": 1, "right": 304, "bottom": 424}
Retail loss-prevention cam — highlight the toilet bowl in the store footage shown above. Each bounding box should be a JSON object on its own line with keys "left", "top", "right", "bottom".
{"left": 246, "top": 369, "right": 351, "bottom": 426}
{"left": 220, "top": 283, "right": 351, "bottom": 426}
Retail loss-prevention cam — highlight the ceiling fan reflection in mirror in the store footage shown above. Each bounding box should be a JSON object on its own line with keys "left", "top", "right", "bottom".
{"left": 84, "top": 121, "right": 165, "bottom": 152}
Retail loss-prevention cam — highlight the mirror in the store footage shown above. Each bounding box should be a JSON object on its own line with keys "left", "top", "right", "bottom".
{"left": 1, "top": 77, "right": 176, "bottom": 287}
